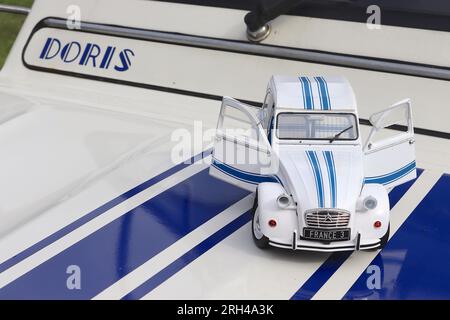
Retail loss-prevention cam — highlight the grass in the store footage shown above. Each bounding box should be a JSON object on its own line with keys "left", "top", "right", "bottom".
{"left": 0, "top": 0, "right": 34, "bottom": 68}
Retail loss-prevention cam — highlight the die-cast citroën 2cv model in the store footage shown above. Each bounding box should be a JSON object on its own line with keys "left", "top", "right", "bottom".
{"left": 210, "top": 76, "right": 416, "bottom": 252}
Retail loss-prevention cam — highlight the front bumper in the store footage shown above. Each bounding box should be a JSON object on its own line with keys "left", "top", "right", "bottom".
{"left": 268, "top": 232, "right": 381, "bottom": 252}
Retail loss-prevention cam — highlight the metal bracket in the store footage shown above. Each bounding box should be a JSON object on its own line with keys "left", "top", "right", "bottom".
{"left": 246, "top": 24, "right": 271, "bottom": 43}
{"left": 355, "top": 233, "right": 361, "bottom": 251}
{"left": 292, "top": 230, "right": 298, "bottom": 250}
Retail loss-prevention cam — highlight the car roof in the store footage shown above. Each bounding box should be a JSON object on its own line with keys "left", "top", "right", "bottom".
{"left": 270, "top": 75, "right": 357, "bottom": 111}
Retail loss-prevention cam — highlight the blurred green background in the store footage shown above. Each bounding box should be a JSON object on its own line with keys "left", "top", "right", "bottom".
{"left": 0, "top": 0, "right": 34, "bottom": 68}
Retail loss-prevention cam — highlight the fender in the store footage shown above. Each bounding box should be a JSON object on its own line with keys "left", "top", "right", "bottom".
{"left": 257, "top": 182, "right": 297, "bottom": 245}
{"left": 354, "top": 183, "right": 390, "bottom": 240}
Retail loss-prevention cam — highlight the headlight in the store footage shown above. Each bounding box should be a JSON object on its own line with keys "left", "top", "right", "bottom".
{"left": 363, "top": 196, "right": 378, "bottom": 210}
{"left": 277, "top": 194, "right": 291, "bottom": 209}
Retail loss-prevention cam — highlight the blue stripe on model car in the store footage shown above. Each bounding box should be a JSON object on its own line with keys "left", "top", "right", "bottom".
{"left": 315, "top": 152, "right": 325, "bottom": 207}
{"left": 323, "top": 151, "right": 331, "bottom": 206}
{"left": 122, "top": 210, "right": 252, "bottom": 300}
{"left": 306, "top": 151, "right": 325, "bottom": 207}
{"left": 212, "top": 158, "right": 280, "bottom": 185}
{"left": 344, "top": 173, "right": 450, "bottom": 300}
{"left": 299, "top": 77, "right": 314, "bottom": 110}
{"left": 299, "top": 77, "right": 307, "bottom": 109}
{"left": 290, "top": 170, "right": 422, "bottom": 300}
{"left": 365, "top": 160, "right": 416, "bottom": 182}
{"left": 323, "top": 151, "right": 337, "bottom": 208}
{"left": 387, "top": 169, "right": 423, "bottom": 209}
{"left": 330, "top": 152, "right": 337, "bottom": 207}
{"left": 314, "top": 77, "right": 331, "bottom": 110}
{"left": 364, "top": 161, "right": 416, "bottom": 185}
{"left": 306, "top": 77, "right": 315, "bottom": 109}
{"left": 306, "top": 151, "right": 321, "bottom": 207}
{"left": 0, "top": 149, "right": 212, "bottom": 274}
{"left": 314, "top": 77, "right": 324, "bottom": 110}
{"left": 0, "top": 170, "right": 249, "bottom": 299}
{"left": 321, "top": 77, "right": 331, "bottom": 110}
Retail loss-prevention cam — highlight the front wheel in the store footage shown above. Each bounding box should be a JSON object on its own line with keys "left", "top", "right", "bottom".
{"left": 379, "top": 224, "right": 390, "bottom": 249}
{"left": 251, "top": 191, "right": 270, "bottom": 249}
{"left": 370, "top": 224, "right": 390, "bottom": 251}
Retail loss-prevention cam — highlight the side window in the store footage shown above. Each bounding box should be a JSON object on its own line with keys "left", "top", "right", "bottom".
{"left": 215, "top": 97, "right": 272, "bottom": 169}
{"left": 364, "top": 100, "right": 413, "bottom": 152}
{"left": 261, "top": 92, "right": 274, "bottom": 132}
{"left": 221, "top": 103, "right": 259, "bottom": 141}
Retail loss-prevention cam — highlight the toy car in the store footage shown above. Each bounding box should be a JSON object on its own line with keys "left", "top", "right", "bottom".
{"left": 210, "top": 75, "right": 416, "bottom": 252}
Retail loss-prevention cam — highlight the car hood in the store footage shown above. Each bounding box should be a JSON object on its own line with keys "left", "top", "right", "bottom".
{"left": 278, "top": 145, "right": 364, "bottom": 213}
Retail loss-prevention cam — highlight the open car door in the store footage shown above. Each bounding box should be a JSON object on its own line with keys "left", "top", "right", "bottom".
{"left": 363, "top": 99, "right": 416, "bottom": 189}
{"left": 210, "top": 97, "right": 279, "bottom": 191}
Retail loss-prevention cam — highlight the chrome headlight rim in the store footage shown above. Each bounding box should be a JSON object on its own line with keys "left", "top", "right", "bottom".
{"left": 276, "top": 194, "right": 291, "bottom": 209}
{"left": 363, "top": 196, "right": 378, "bottom": 210}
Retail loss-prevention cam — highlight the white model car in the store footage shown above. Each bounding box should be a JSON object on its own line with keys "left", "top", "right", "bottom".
{"left": 210, "top": 76, "right": 416, "bottom": 252}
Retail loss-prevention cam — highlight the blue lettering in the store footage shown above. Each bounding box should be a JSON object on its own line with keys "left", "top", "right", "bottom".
{"left": 39, "top": 38, "right": 52, "bottom": 59}
{"left": 39, "top": 38, "right": 134, "bottom": 72}
{"left": 78, "top": 43, "right": 92, "bottom": 65}
{"left": 60, "top": 42, "right": 81, "bottom": 63}
{"left": 114, "top": 49, "right": 135, "bottom": 72}
{"left": 100, "top": 46, "right": 115, "bottom": 69}
{"left": 40, "top": 38, "right": 61, "bottom": 60}
{"left": 79, "top": 43, "right": 101, "bottom": 67}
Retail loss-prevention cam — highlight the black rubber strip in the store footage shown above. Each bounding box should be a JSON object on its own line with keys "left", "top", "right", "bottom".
{"left": 356, "top": 233, "right": 361, "bottom": 251}
{"left": 22, "top": 18, "right": 450, "bottom": 139}
{"left": 37, "top": 17, "right": 450, "bottom": 82}
{"left": 151, "top": 0, "right": 450, "bottom": 33}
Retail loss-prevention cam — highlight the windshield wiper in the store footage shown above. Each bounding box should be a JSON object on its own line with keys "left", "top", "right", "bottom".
{"left": 328, "top": 125, "right": 353, "bottom": 143}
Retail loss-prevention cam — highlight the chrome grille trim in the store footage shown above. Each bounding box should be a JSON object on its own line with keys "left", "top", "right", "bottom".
{"left": 304, "top": 209, "right": 350, "bottom": 229}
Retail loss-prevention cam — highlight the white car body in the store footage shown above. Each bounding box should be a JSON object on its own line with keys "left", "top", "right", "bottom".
{"left": 210, "top": 75, "right": 416, "bottom": 252}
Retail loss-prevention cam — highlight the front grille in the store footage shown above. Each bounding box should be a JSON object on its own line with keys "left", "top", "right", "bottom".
{"left": 305, "top": 209, "right": 350, "bottom": 229}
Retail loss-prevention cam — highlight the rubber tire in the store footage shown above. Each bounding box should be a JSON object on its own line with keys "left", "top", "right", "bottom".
{"left": 369, "top": 223, "right": 390, "bottom": 251}
{"left": 379, "top": 224, "right": 390, "bottom": 249}
{"left": 251, "top": 190, "right": 270, "bottom": 249}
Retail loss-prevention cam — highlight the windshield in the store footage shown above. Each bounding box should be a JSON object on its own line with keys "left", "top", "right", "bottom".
{"left": 276, "top": 113, "right": 358, "bottom": 141}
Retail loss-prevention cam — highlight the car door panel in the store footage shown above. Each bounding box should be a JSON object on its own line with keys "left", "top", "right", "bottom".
{"left": 363, "top": 99, "right": 416, "bottom": 189}
{"left": 210, "top": 96, "right": 278, "bottom": 191}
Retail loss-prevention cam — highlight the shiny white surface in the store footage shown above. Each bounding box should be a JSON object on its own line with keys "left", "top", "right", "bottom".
{"left": 312, "top": 169, "right": 443, "bottom": 299}
{"left": 278, "top": 145, "right": 364, "bottom": 211}
{"left": 143, "top": 222, "right": 330, "bottom": 300}
{"left": 0, "top": 0, "right": 448, "bottom": 300}
{"left": 0, "top": 0, "right": 449, "bottom": 133}
{"left": 271, "top": 75, "right": 357, "bottom": 110}
{"left": 0, "top": 95, "right": 176, "bottom": 235}
{"left": 94, "top": 193, "right": 254, "bottom": 300}
{"left": 143, "top": 170, "right": 441, "bottom": 299}
{"left": 0, "top": 159, "right": 208, "bottom": 288}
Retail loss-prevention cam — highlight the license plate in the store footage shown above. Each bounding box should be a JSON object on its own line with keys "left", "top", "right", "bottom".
{"left": 303, "top": 228, "right": 350, "bottom": 242}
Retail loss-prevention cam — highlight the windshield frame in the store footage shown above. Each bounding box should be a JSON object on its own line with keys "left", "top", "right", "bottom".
{"left": 275, "top": 112, "right": 359, "bottom": 142}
